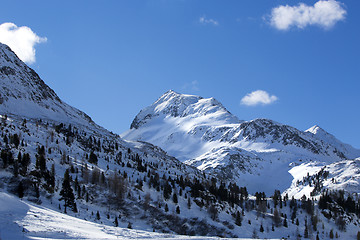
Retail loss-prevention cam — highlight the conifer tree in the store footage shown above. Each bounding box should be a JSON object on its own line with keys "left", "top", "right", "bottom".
{"left": 304, "top": 224, "right": 309, "bottom": 238}
{"left": 235, "top": 210, "right": 242, "bottom": 226}
{"left": 59, "top": 169, "right": 76, "bottom": 213}
{"left": 17, "top": 181, "right": 24, "bottom": 198}
{"left": 89, "top": 151, "right": 98, "bottom": 165}
{"left": 114, "top": 216, "right": 118, "bottom": 227}
{"left": 283, "top": 218, "right": 288, "bottom": 228}
{"left": 273, "top": 208, "right": 281, "bottom": 227}
{"left": 172, "top": 193, "right": 178, "bottom": 204}
{"left": 36, "top": 154, "right": 46, "bottom": 172}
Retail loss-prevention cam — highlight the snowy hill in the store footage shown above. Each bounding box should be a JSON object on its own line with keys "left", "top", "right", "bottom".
{"left": 122, "top": 90, "right": 360, "bottom": 195}
{"left": 0, "top": 192, "right": 235, "bottom": 240}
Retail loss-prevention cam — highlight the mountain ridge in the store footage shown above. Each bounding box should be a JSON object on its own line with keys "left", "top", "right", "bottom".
{"left": 0, "top": 42, "right": 95, "bottom": 128}
{"left": 123, "top": 90, "right": 360, "bottom": 194}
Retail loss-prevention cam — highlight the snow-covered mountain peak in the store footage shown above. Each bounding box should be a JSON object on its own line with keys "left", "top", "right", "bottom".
{"left": 306, "top": 125, "right": 325, "bottom": 135}
{"left": 0, "top": 43, "right": 94, "bottom": 127}
{"left": 130, "top": 90, "right": 240, "bottom": 129}
{"left": 305, "top": 124, "right": 360, "bottom": 159}
{"left": 123, "top": 90, "right": 360, "bottom": 194}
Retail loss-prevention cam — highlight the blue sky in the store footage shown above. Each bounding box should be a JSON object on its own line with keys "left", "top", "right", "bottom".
{"left": 0, "top": 0, "right": 359, "bottom": 148}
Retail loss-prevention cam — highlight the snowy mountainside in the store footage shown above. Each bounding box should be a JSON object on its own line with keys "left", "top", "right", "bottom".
{"left": 0, "top": 43, "right": 359, "bottom": 239}
{"left": 0, "top": 42, "right": 95, "bottom": 127}
{"left": 305, "top": 125, "right": 360, "bottom": 160}
{"left": 0, "top": 192, "right": 229, "bottom": 240}
{"left": 286, "top": 158, "right": 360, "bottom": 199}
{"left": 122, "top": 90, "right": 360, "bottom": 194}
{"left": 0, "top": 43, "right": 237, "bottom": 238}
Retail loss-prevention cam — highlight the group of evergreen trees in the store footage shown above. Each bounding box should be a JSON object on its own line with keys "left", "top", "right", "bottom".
{"left": 1, "top": 117, "right": 360, "bottom": 239}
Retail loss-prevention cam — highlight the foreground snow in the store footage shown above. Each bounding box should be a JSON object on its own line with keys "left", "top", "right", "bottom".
{"left": 0, "top": 192, "right": 260, "bottom": 240}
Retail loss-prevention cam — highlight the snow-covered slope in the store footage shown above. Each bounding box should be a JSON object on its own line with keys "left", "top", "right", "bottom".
{"left": 0, "top": 43, "right": 94, "bottom": 127}
{"left": 286, "top": 158, "right": 360, "bottom": 199}
{"left": 305, "top": 125, "right": 360, "bottom": 160}
{"left": 0, "top": 192, "right": 232, "bottom": 240}
{"left": 122, "top": 90, "right": 360, "bottom": 194}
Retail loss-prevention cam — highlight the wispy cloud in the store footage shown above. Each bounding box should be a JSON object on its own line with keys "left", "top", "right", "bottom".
{"left": 0, "top": 22, "right": 47, "bottom": 64}
{"left": 181, "top": 80, "right": 199, "bottom": 92}
{"left": 268, "top": 0, "right": 346, "bottom": 30}
{"left": 199, "top": 16, "right": 219, "bottom": 26}
{"left": 241, "top": 90, "right": 278, "bottom": 106}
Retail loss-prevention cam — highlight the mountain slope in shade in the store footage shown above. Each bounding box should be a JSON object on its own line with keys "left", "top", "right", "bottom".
{"left": 122, "top": 90, "right": 360, "bottom": 194}
{"left": 0, "top": 43, "right": 94, "bottom": 127}
{"left": 305, "top": 125, "right": 359, "bottom": 160}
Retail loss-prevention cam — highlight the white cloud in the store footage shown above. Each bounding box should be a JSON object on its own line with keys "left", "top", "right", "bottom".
{"left": 0, "top": 22, "right": 47, "bottom": 64}
{"left": 241, "top": 90, "right": 278, "bottom": 106}
{"left": 199, "top": 16, "right": 219, "bottom": 26}
{"left": 269, "top": 0, "right": 346, "bottom": 30}
{"left": 181, "top": 80, "right": 199, "bottom": 92}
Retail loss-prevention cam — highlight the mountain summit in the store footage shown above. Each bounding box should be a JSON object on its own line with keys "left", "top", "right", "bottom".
{"left": 123, "top": 90, "right": 360, "bottom": 194}
{"left": 0, "top": 43, "right": 93, "bottom": 126}
{"left": 130, "top": 90, "right": 241, "bottom": 129}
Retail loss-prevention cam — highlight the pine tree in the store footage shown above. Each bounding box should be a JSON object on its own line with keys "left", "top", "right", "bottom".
{"left": 273, "top": 208, "right": 281, "bottom": 227}
{"left": 304, "top": 224, "right": 309, "bottom": 238}
{"left": 172, "top": 193, "right": 178, "bottom": 204}
{"left": 96, "top": 211, "right": 100, "bottom": 220}
{"left": 283, "top": 218, "right": 288, "bottom": 228}
{"left": 13, "top": 159, "right": 19, "bottom": 177}
{"left": 187, "top": 197, "right": 191, "bottom": 209}
{"left": 260, "top": 224, "right": 264, "bottom": 232}
{"left": 114, "top": 216, "right": 118, "bottom": 227}
{"left": 235, "top": 210, "right": 242, "bottom": 226}
{"left": 50, "top": 164, "right": 56, "bottom": 187}
{"left": 59, "top": 169, "right": 76, "bottom": 213}
{"left": 36, "top": 154, "right": 46, "bottom": 172}
{"left": 17, "top": 181, "right": 24, "bottom": 198}
{"left": 89, "top": 151, "right": 98, "bottom": 165}
{"left": 165, "top": 203, "right": 169, "bottom": 212}
{"left": 20, "top": 153, "right": 30, "bottom": 176}
{"left": 176, "top": 205, "right": 180, "bottom": 214}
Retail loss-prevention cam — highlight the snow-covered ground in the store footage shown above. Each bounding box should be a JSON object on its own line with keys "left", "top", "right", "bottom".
{"left": 1, "top": 192, "right": 255, "bottom": 240}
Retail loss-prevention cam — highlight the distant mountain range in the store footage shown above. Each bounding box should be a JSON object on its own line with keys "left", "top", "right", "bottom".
{"left": 122, "top": 89, "right": 360, "bottom": 194}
